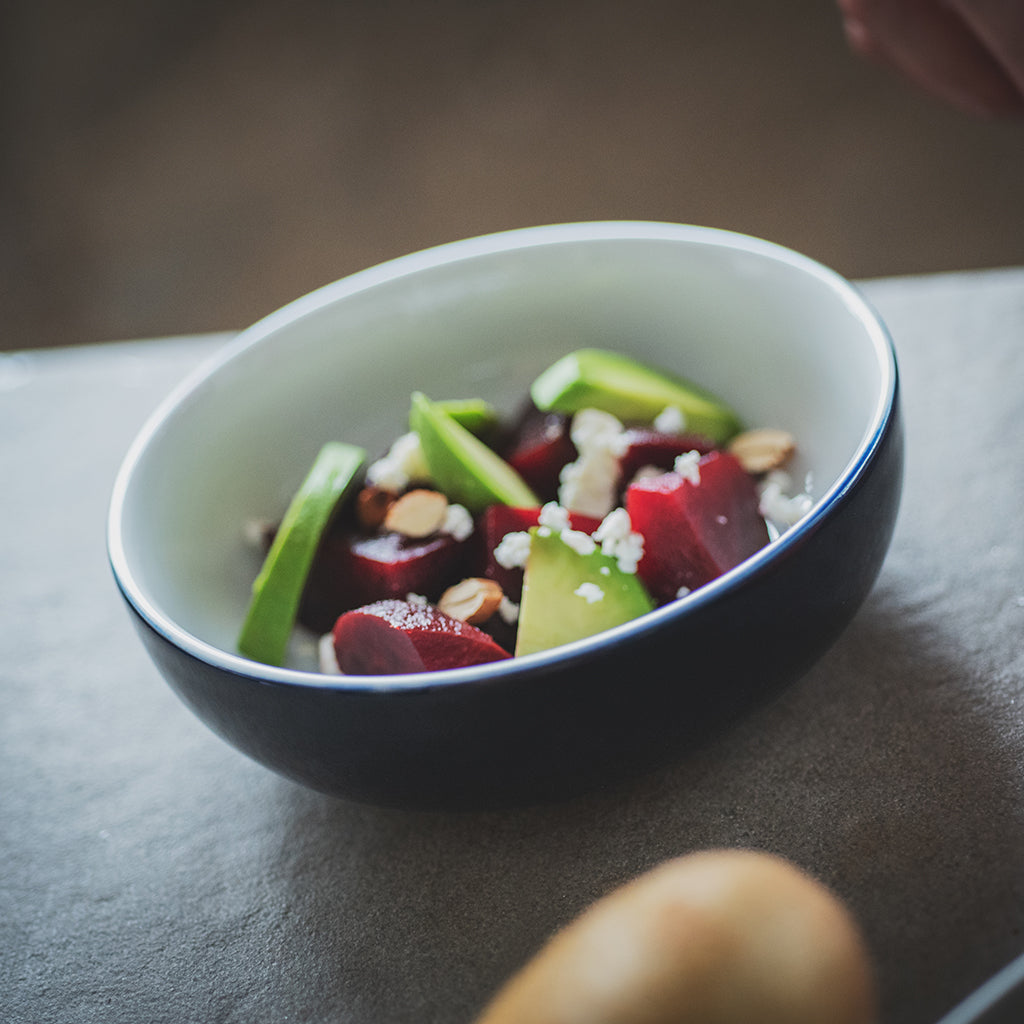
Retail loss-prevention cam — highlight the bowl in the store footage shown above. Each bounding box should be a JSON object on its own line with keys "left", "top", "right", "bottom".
{"left": 107, "top": 221, "right": 903, "bottom": 810}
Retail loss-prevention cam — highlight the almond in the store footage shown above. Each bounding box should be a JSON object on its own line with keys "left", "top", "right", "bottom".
{"left": 383, "top": 488, "right": 449, "bottom": 538}
{"left": 727, "top": 428, "right": 796, "bottom": 474}
{"left": 438, "top": 577, "right": 504, "bottom": 625}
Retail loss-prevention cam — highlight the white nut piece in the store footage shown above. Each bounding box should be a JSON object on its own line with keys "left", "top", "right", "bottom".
{"left": 384, "top": 488, "right": 449, "bottom": 538}
{"left": 728, "top": 428, "right": 796, "bottom": 474}
{"left": 438, "top": 577, "right": 504, "bottom": 625}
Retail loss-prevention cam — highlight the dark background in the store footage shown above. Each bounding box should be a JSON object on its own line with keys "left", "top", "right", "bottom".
{"left": 5, "top": 0, "right": 1024, "bottom": 351}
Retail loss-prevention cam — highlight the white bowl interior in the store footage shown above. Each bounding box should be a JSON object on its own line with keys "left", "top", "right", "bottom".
{"left": 111, "top": 224, "right": 894, "bottom": 674}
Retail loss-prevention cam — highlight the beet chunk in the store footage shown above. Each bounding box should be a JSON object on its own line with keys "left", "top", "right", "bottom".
{"left": 502, "top": 407, "right": 576, "bottom": 503}
{"left": 626, "top": 450, "right": 770, "bottom": 604}
{"left": 332, "top": 599, "right": 511, "bottom": 674}
{"left": 478, "top": 505, "right": 603, "bottom": 602}
{"left": 618, "top": 428, "right": 716, "bottom": 485}
{"left": 299, "top": 530, "right": 472, "bottom": 633}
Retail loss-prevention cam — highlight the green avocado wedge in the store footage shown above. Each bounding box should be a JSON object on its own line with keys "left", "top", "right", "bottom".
{"left": 409, "top": 391, "right": 538, "bottom": 514}
{"left": 238, "top": 441, "right": 365, "bottom": 666}
{"left": 530, "top": 348, "right": 742, "bottom": 444}
{"left": 435, "top": 398, "right": 500, "bottom": 438}
{"left": 515, "top": 527, "right": 655, "bottom": 657}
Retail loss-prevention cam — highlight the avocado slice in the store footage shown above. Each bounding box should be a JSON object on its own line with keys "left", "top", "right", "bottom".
{"left": 436, "top": 398, "right": 500, "bottom": 437}
{"left": 530, "top": 348, "right": 742, "bottom": 444}
{"left": 515, "top": 527, "right": 654, "bottom": 657}
{"left": 238, "top": 441, "right": 365, "bottom": 666}
{"left": 409, "top": 391, "right": 538, "bottom": 514}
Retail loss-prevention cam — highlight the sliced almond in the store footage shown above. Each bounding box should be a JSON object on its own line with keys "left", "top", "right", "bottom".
{"left": 438, "top": 577, "right": 504, "bottom": 625}
{"left": 384, "top": 488, "right": 449, "bottom": 538}
{"left": 356, "top": 485, "right": 396, "bottom": 530}
{"left": 728, "top": 428, "right": 796, "bottom": 474}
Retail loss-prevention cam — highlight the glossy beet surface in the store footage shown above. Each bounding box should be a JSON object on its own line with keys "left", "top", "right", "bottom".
{"left": 332, "top": 599, "right": 510, "bottom": 674}
{"left": 627, "top": 451, "right": 771, "bottom": 603}
{"left": 108, "top": 222, "right": 902, "bottom": 809}
{"left": 300, "top": 528, "right": 473, "bottom": 633}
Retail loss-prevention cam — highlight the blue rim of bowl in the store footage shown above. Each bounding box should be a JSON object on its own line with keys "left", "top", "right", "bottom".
{"left": 107, "top": 220, "right": 899, "bottom": 694}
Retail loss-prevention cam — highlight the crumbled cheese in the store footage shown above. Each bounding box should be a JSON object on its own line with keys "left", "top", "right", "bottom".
{"left": 365, "top": 432, "right": 431, "bottom": 492}
{"left": 758, "top": 470, "right": 814, "bottom": 528}
{"left": 494, "top": 531, "right": 532, "bottom": 569}
{"left": 613, "top": 534, "right": 644, "bottom": 574}
{"left": 594, "top": 507, "right": 631, "bottom": 545}
{"left": 538, "top": 501, "right": 571, "bottom": 532}
{"left": 629, "top": 465, "right": 665, "bottom": 486}
{"left": 574, "top": 582, "right": 605, "bottom": 603}
{"left": 498, "top": 596, "right": 520, "bottom": 624}
{"left": 676, "top": 585, "right": 691, "bottom": 599}
{"left": 558, "top": 409, "right": 628, "bottom": 518}
{"left": 560, "top": 528, "right": 597, "bottom": 556}
{"left": 406, "top": 592, "right": 429, "bottom": 605}
{"left": 442, "top": 503, "right": 474, "bottom": 541}
{"left": 569, "top": 408, "right": 630, "bottom": 456}
{"left": 318, "top": 633, "right": 342, "bottom": 674}
{"left": 558, "top": 455, "right": 618, "bottom": 519}
{"left": 674, "top": 450, "right": 702, "bottom": 485}
{"left": 654, "top": 405, "right": 687, "bottom": 435}
{"left": 594, "top": 507, "right": 645, "bottom": 574}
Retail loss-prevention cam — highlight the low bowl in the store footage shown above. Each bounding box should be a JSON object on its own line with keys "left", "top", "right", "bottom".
{"left": 107, "top": 221, "right": 902, "bottom": 810}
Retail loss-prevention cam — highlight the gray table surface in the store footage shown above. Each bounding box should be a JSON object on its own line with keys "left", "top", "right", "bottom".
{"left": 3, "top": 268, "right": 1023, "bottom": 1024}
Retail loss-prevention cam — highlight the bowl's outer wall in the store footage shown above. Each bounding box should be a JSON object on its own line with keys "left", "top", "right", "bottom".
{"left": 122, "top": 393, "right": 903, "bottom": 810}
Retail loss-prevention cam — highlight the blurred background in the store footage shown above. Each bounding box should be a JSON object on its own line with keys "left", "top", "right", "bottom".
{"left": 4, "top": 0, "right": 1024, "bottom": 351}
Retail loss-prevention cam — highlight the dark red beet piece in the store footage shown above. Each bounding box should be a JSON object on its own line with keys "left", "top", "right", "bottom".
{"left": 332, "top": 599, "right": 511, "bottom": 674}
{"left": 625, "top": 450, "right": 770, "bottom": 604}
{"left": 478, "top": 505, "right": 603, "bottom": 601}
{"left": 299, "top": 530, "right": 472, "bottom": 633}
{"left": 618, "top": 428, "right": 716, "bottom": 485}
{"left": 502, "top": 408, "right": 576, "bottom": 503}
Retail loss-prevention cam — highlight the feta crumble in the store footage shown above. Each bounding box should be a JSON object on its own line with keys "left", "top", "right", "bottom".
{"left": 560, "top": 528, "right": 597, "bottom": 556}
{"left": 574, "top": 582, "right": 605, "bottom": 603}
{"left": 366, "top": 432, "right": 431, "bottom": 492}
{"left": 673, "top": 450, "right": 702, "bottom": 485}
{"left": 758, "top": 470, "right": 814, "bottom": 528}
{"left": 593, "top": 507, "right": 645, "bottom": 574}
{"left": 629, "top": 465, "right": 665, "bottom": 486}
{"left": 442, "top": 502, "right": 474, "bottom": 541}
{"left": 498, "top": 596, "right": 520, "bottom": 624}
{"left": 538, "top": 501, "right": 571, "bottom": 532}
{"left": 494, "top": 531, "right": 532, "bottom": 569}
{"left": 558, "top": 408, "right": 628, "bottom": 518}
{"left": 653, "top": 405, "right": 687, "bottom": 435}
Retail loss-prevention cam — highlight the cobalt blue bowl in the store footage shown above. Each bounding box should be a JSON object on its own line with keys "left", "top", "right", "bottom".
{"left": 107, "top": 222, "right": 902, "bottom": 809}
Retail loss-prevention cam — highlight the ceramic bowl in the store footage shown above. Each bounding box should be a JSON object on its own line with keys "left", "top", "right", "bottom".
{"left": 107, "top": 222, "right": 902, "bottom": 809}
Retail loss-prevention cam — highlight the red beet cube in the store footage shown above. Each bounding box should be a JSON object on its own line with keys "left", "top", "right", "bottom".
{"left": 625, "top": 450, "right": 769, "bottom": 604}
{"left": 502, "top": 408, "right": 576, "bottom": 503}
{"left": 332, "top": 599, "right": 511, "bottom": 674}
{"left": 299, "top": 529, "right": 472, "bottom": 632}
{"left": 618, "top": 428, "right": 716, "bottom": 485}
{"left": 478, "top": 505, "right": 603, "bottom": 601}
